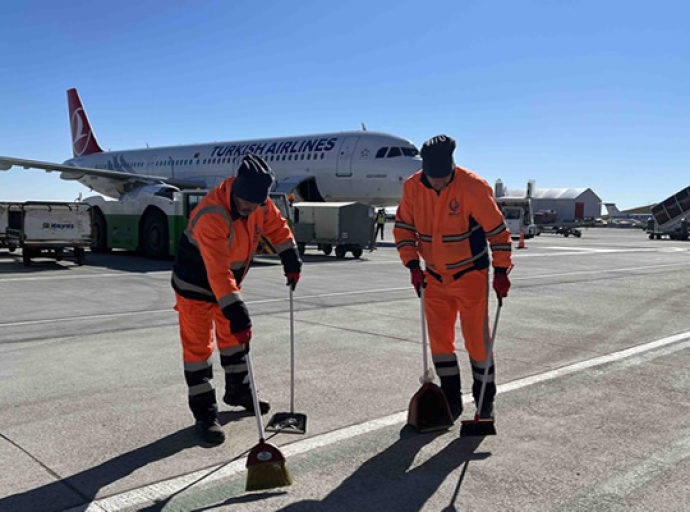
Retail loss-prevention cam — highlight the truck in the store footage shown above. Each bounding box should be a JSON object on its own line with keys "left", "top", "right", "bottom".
{"left": 646, "top": 185, "right": 690, "bottom": 240}
{"left": 494, "top": 179, "right": 538, "bottom": 239}
{"left": 533, "top": 209, "right": 582, "bottom": 237}
{"left": 84, "top": 189, "right": 293, "bottom": 258}
{"left": 3, "top": 202, "right": 92, "bottom": 266}
{"left": 291, "top": 201, "right": 376, "bottom": 258}
{"left": 0, "top": 203, "right": 8, "bottom": 249}
{"left": 495, "top": 197, "right": 538, "bottom": 239}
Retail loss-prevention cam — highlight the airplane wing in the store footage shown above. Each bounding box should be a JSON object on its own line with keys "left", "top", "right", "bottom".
{"left": 0, "top": 155, "right": 205, "bottom": 190}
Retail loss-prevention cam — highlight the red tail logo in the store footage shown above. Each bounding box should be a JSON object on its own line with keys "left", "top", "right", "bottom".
{"left": 67, "top": 88, "right": 103, "bottom": 157}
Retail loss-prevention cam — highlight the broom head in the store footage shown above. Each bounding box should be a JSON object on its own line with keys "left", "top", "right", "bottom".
{"left": 407, "top": 382, "right": 454, "bottom": 433}
{"left": 245, "top": 439, "right": 293, "bottom": 491}
{"left": 460, "top": 415, "right": 497, "bottom": 437}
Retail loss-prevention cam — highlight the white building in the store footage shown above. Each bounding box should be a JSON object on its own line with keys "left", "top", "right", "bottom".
{"left": 501, "top": 183, "right": 602, "bottom": 222}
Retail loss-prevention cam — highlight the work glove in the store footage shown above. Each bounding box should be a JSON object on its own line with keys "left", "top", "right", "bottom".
{"left": 493, "top": 268, "right": 511, "bottom": 299}
{"left": 285, "top": 272, "right": 301, "bottom": 291}
{"left": 234, "top": 327, "right": 252, "bottom": 347}
{"left": 222, "top": 300, "right": 252, "bottom": 343}
{"left": 407, "top": 260, "right": 426, "bottom": 297}
{"left": 280, "top": 247, "right": 302, "bottom": 290}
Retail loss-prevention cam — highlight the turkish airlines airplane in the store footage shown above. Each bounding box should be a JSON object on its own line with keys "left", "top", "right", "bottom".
{"left": 0, "top": 89, "right": 422, "bottom": 206}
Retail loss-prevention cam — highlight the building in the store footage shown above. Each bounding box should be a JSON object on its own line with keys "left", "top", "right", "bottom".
{"left": 500, "top": 181, "right": 602, "bottom": 223}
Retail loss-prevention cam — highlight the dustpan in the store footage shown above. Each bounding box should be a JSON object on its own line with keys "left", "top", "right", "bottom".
{"left": 407, "top": 288, "right": 454, "bottom": 432}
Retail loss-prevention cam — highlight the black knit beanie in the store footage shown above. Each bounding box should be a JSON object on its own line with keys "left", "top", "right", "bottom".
{"left": 421, "top": 135, "right": 456, "bottom": 178}
{"left": 233, "top": 154, "right": 275, "bottom": 204}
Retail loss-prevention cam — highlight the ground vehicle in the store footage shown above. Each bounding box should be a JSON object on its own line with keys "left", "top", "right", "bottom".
{"left": 86, "top": 190, "right": 292, "bottom": 258}
{"left": 4, "top": 202, "right": 92, "bottom": 266}
{"left": 534, "top": 209, "right": 582, "bottom": 237}
{"left": 495, "top": 197, "right": 538, "bottom": 239}
{"left": 291, "top": 201, "right": 376, "bottom": 258}
{"left": 0, "top": 203, "right": 8, "bottom": 248}
{"left": 646, "top": 186, "right": 690, "bottom": 240}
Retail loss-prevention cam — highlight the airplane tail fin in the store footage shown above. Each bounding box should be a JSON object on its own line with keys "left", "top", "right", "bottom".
{"left": 604, "top": 203, "right": 621, "bottom": 217}
{"left": 67, "top": 88, "right": 103, "bottom": 157}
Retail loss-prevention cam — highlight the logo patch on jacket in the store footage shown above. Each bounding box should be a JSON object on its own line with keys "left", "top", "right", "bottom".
{"left": 449, "top": 198, "right": 461, "bottom": 217}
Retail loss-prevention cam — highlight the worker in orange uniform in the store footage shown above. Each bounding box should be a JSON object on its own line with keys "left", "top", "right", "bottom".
{"left": 172, "top": 154, "right": 302, "bottom": 444}
{"left": 394, "top": 135, "right": 512, "bottom": 421}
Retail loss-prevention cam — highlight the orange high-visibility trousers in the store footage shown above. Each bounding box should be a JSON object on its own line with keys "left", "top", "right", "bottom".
{"left": 424, "top": 269, "right": 492, "bottom": 366}
{"left": 174, "top": 292, "right": 243, "bottom": 363}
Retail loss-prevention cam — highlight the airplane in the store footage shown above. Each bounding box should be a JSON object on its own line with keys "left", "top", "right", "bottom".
{"left": 0, "top": 88, "right": 423, "bottom": 207}
{"left": 603, "top": 203, "right": 652, "bottom": 228}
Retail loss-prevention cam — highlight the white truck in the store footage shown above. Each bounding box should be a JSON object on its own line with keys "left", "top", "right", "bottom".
{"left": 4, "top": 202, "right": 92, "bottom": 266}
{"left": 494, "top": 179, "right": 538, "bottom": 239}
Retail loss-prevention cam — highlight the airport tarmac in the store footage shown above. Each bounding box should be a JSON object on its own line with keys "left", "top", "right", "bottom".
{"left": 0, "top": 227, "right": 689, "bottom": 511}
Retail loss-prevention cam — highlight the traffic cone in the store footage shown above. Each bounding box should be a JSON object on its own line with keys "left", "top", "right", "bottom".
{"left": 516, "top": 226, "right": 527, "bottom": 249}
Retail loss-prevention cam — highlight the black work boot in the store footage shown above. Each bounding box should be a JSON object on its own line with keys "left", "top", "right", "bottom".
{"left": 220, "top": 345, "right": 270, "bottom": 414}
{"left": 223, "top": 372, "right": 270, "bottom": 414}
{"left": 195, "top": 418, "right": 225, "bottom": 445}
{"left": 472, "top": 378, "right": 496, "bottom": 419}
{"left": 433, "top": 354, "right": 462, "bottom": 421}
{"left": 439, "top": 374, "right": 463, "bottom": 421}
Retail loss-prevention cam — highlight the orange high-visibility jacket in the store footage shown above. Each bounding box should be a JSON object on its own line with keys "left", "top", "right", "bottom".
{"left": 394, "top": 167, "right": 512, "bottom": 281}
{"left": 172, "top": 177, "right": 295, "bottom": 310}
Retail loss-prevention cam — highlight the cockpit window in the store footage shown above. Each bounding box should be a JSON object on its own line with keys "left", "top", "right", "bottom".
{"left": 375, "top": 147, "right": 388, "bottom": 158}
{"left": 387, "top": 147, "right": 402, "bottom": 158}
{"left": 402, "top": 147, "right": 420, "bottom": 157}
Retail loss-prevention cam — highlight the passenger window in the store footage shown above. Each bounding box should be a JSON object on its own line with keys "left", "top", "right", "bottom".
{"left": 387, "top": 147, "right": 402, "bottom": 158}
{"left": 307, "top": 154, "right": 311, "bottom": 160}
{"left": 376, "top": 147, "right": 388, "bottom": 158}
{"left": 321, "top": 153, "right": 325, "bottom": 159}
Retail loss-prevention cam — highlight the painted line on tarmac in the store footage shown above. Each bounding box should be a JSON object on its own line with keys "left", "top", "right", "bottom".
{"left": 68, "top": 329, "right": 690, "bottom": 512}
{"left": 511, "top": 261, "right": 690, "bottom": 280}
{"left": 0, "top": 287, "right": 411, "bottom": 328}
{"left": 555, "top": 430, "right": 690, "bottom": 511}
{"left": 5, "top": 261, "right": 690, "bottom": 329}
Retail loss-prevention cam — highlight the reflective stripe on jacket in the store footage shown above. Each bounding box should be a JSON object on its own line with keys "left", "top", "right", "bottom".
{"left": 393, "top": 167, "right": 512, "bottom": 281}
{"left": 172, "top": 177, "right": 295, "bottom": 306}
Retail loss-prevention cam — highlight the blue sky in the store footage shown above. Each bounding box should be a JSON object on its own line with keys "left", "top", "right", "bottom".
{"left": 1, "top": 0, "right": 688, "bottom": 210}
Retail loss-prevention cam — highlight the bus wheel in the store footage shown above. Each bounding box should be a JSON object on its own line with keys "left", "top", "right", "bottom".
{"left": 335, "top": 246, "right": 346, "bottom": 258}
{"left": 141, "top": 210, "right": 170, "bottom": 260}
{"left": 351, "top": 247, "right": 363, "bottom": 259}
{"left": 321, "top": 243, "right": 332, "bottom": 256}
{"left": 91, "top": 209, "right": 110, "bottom": 253}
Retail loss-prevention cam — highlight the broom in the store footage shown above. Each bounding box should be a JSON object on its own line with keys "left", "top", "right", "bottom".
{"left": 244, "top": 346, "right": 293, "bottom": 491}
{"left": 460, "top": 297, "right": 502, "bottom": 437}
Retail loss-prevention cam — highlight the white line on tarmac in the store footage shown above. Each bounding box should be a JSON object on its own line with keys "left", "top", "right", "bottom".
{"left": 0, "top": 287, "right": 411, "bottom": 328}
{"left": 555, "top": 430, "right": 690, "bottom": 510}
{"left": 5, "top": 261, "right": 690, "bottom": 329}
{"left": 67, "top": 329, "right": 690, "bottom": 512}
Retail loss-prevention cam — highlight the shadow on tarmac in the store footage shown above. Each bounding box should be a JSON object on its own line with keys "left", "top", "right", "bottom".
{"left": 197, "top": 426, "right": 489, "bottom": 512}
{"left": 0, "top": 413, "right": 255, "bottom": 512}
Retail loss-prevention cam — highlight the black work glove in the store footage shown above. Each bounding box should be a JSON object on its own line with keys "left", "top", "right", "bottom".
{"left": 222, "top": 300, "right": 252, "bottom": 333}
{"left": 280, "top": 247, "right": 303, "bottom": 290}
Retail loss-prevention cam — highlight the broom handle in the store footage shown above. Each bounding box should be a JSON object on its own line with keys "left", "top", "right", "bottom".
{"left": 476, "top": 297, "right": 502, "bottom": 415}
{"left": 420, "top": 287, "right": 431, "bottom": 383}
{"left": 289, "top": 286, "right": 295, "bottom": 414}
{"left": 244, "top": 348, "right": 265, "bottom": 440}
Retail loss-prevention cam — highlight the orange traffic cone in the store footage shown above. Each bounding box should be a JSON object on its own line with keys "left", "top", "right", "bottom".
{"left": 516, "top": 226, "right": 527, "bottom": 249}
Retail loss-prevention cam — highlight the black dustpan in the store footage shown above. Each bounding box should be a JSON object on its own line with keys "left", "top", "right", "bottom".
{"left": 460, "top": 298, "right": 502, "bottom": 437}
{"left": 266, "top": 287, "right": 307, "bottom": 435}
{"left": 407, "top": 288, "right": 454, "bottom": 433}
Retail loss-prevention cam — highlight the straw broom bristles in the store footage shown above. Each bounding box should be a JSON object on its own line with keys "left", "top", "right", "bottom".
{"left": 246, "top": 460, "right": 293, "bottom": 491}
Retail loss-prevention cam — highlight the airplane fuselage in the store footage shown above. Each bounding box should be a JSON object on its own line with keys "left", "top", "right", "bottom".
{"left": 64, "top": 131, "right": 422, "bottom": 206}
